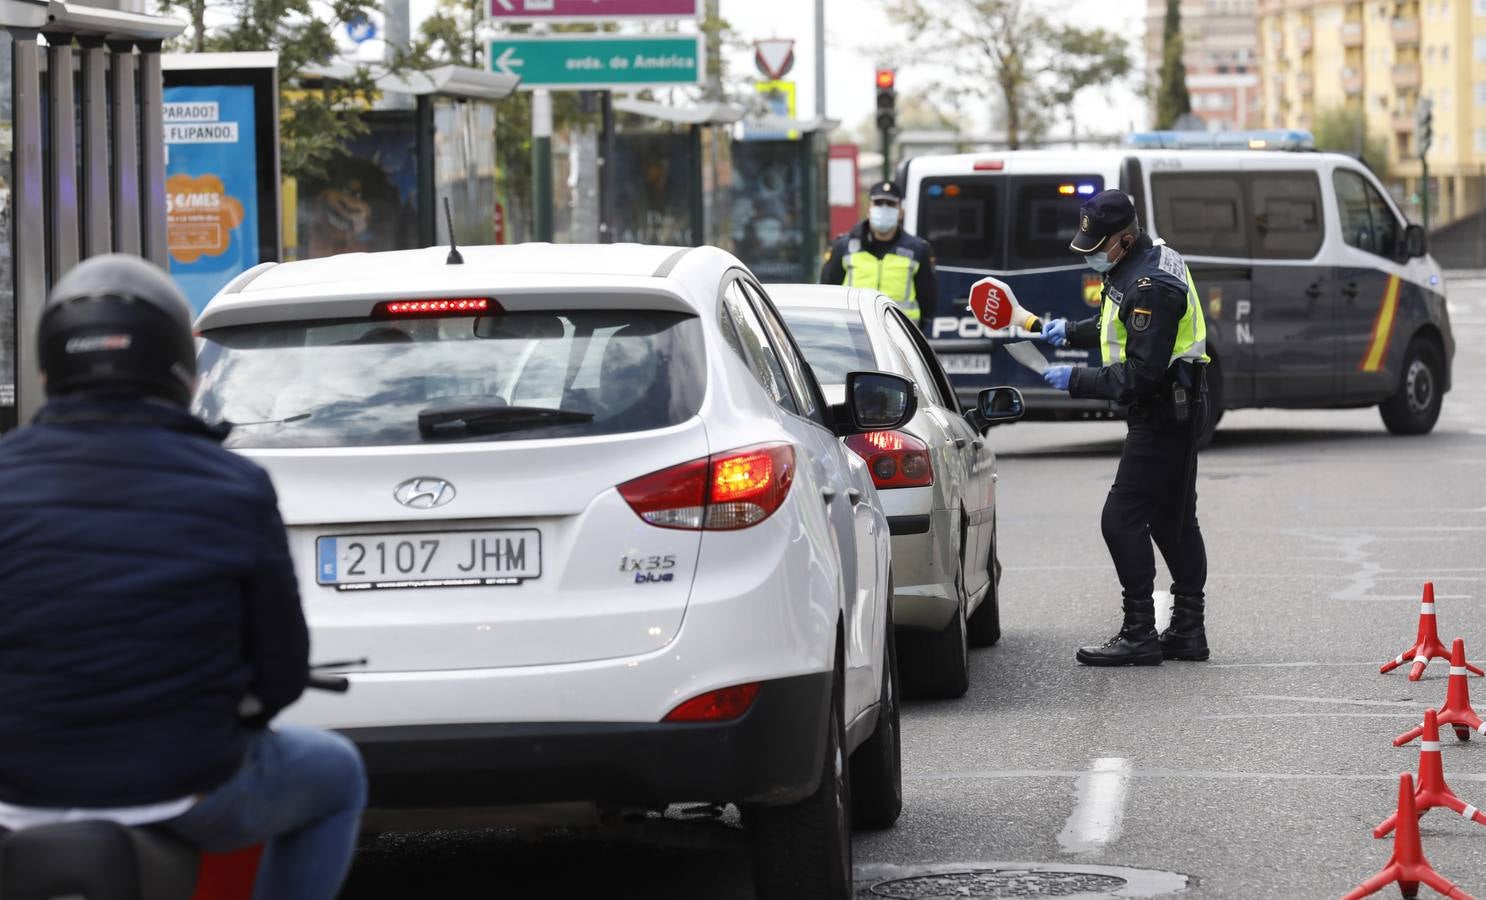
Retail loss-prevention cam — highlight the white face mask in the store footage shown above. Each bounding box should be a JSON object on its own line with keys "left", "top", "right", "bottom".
{"left": 869, "top": 205, "right": 900, "bottom": 234}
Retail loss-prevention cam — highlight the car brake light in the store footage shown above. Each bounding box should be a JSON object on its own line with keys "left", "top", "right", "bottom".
{"left": 973, "top": 159, "right": 1004, "bottom": 171}
{"left": 618, "top": 443, "right": 795, "bottom": 531}
{"left": 663, "top": 683, "right": 761, "bottom": 722}
{"left": 375, "top": 298, "right": 495, "bottom": 318}
{"left": 845, "top": 431, "right": 934, "bottom": 489}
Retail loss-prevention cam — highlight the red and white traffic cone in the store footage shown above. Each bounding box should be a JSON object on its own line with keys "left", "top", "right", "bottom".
{"left": 1396, "top": 640, "right": 1486, "bottom": 746}
{"left": 1344, "top": 773, "right": 1474, "bottom": 899}
{"left": 1376, "top": 709, "right": 1486, "bottom": 838}
{"left": 1379, "top": 583, "right": 1483, "bottom": 682}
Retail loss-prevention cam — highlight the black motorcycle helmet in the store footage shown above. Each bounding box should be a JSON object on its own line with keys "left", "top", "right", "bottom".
{"left": 37, "top": 254, "right": 196, "bottom": 407}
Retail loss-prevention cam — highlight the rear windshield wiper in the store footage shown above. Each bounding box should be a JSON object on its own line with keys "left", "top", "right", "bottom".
{"left": 417, "top": 405, "right": 594, "bottom": 438}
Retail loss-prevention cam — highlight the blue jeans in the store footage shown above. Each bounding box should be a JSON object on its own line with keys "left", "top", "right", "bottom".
{"left": 162, "top": 725, "right": 367, "bottom": 900}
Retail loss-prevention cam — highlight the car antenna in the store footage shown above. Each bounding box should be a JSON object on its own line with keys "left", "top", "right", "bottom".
{"left": 443, "top": 197, "right": 463, "bottom": 266}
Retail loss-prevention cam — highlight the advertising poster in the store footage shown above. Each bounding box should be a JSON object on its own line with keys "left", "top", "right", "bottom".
{"left": 731, "top": 142, "right": 806, "bottom": 282}
{"left": 163, "top": 84, "right": 259, "bottom": 314}
{"left": 294, "top": 115, "right": 419, "bottom": 259}
{"left": 610, "top": 132, "right": 695, "bottom": 246}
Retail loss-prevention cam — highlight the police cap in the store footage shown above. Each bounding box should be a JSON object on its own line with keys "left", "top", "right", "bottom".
{"left": 869, "top": 180, "right": 903, "bottom": 202}
{"left": 1069, "top": 189, "right": 1136, "bottom": 253}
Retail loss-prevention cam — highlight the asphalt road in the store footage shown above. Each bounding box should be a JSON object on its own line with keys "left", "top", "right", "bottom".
{"left": 341, "top": 273, "right": 1486, "bottom": 899}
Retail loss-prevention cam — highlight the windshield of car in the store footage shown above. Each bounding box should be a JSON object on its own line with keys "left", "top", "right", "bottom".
{"left": 194, "top": 309, "right": 706, "bottom": 449}
{"left": 778, "top": 307, "right": 877, "bottom": 386}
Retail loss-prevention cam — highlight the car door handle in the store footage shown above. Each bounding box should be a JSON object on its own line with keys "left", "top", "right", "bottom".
{"left": 1342, "top": 282, "right": 1360, "bottom": 300}
{"left": 1304, "top": 282, "right": 1322, "bottom": 300}
{"left": 821, "top": 487, "right": 836, "bottom": 505}
{"left": 847, "top": 488, "right": 863, "bottom": 506}
{"left": 954, "top": 438, "right": 968, "bottom": 449}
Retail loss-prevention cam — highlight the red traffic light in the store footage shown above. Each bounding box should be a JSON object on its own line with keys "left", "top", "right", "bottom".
{"left": 875, "top": 68, "right": 895, "bottom": 90}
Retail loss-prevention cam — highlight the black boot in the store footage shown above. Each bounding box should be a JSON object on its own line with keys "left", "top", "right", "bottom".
{"left": 1076, "top": 603, "right": 1163, "bottom": 667}
{"left": 1160, "top": 594, "right": 1209, "bottom": 661}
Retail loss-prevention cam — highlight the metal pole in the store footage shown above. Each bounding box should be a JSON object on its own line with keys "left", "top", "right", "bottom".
{"left": 12, "top": 29, "right": 45, "bottom": 424}
{"left": 1421, "top": 160, "right": 1430, "bottom": 232}
{"left": 814, "top": 0, "right": 825, "bottom": 118}
{"left": 533, "top": 89, "right": 554, "bottom": 243}
{"left": 78, "top": 35, "right": 112, "bottom": 257}
{"left": 881, "top": 127, "right": 891, "bottom": 183}
{"left": 44, "top": 32, "right": 80, "bottom": 280}
{"left": 108, "top": 40, "right": 141, "bottom": 257}
{"left": 137, "top": 40, "right": 169, "bottom": 267}
{"left": 599, "top": 90, "right": 613, "bottom": 244}
{"left": 384, "top": 0, "right": 413, "bottom": 110}
{"left": 705, "top": 0, "right": 721, "bottom": 101}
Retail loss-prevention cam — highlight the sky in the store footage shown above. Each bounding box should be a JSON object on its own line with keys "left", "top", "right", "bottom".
{"left": 394, "top": 0, "right": 1154, "bottom": 137}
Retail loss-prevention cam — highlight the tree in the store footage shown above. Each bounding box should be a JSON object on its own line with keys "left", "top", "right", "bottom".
{"left": 160, "top": 0, "right": 388, "bottom": 181}
{"left": 1154, "top": 0, "right": 1191, "bottom": 129}
{"left": 884, "top": 0, "right": 1132, "bottom": 149}
{"left": 1313, "top": 105, "right": 1390, "bottom": 175}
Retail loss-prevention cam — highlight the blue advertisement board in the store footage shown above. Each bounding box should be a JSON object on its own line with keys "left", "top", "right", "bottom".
{"left": 163, "top": 84, "right": 260, "bottom": 314}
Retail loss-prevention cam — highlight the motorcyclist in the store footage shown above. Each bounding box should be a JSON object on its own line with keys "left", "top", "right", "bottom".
{"left": 0, "top": 255, "right": 366, "bottom": 900}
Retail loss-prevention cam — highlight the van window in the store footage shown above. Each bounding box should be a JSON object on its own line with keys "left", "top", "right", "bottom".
{"left": 918, "top": 177, "right": 1002, "bottom": 269}
{"left": 1247, "top": 172, "right": 1323, "bottom": 259}
{"left": 1150, "top": 173, "right": 1249, "bottom": 257}
{"left": 1007, "top": 176, "right": 1105, "bottom": 268}
{"left": 1334, "top": 169, "right": 1403, "bottom": 259}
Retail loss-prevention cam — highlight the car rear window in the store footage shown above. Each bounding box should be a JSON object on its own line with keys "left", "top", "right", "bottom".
{"left": 918, "top": 177, "right": 1002, "bottom": 269}
{"left": 778, "top": 307, "right": 877, "bottom": 386}
{"left": 1007, "top": 175, "right": 1105, "bottom": 268}
{"left": 194, "top": 309, "right": 705, "bottom": 449}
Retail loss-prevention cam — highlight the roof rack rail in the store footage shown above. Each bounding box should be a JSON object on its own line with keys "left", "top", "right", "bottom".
{"left": 1124, "top": 129, "right": 1316, "bottom": 151}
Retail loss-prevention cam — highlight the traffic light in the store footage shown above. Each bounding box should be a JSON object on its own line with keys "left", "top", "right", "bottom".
{"left": 875, "top": 68, "right": 896, "bottom": 133}
{"left": 1415, "top": 97, "right": 1433, "bottom": 157}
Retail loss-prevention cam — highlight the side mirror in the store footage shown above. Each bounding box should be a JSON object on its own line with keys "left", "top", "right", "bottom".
{"left": 976, "top": 386, "right": 1025, "bottom": 428}
{"left": 1403, "top": 224, "right": 1427, "bottom": 259}
{"left": 839, "top": 371, "right": 917, "bottom": 435}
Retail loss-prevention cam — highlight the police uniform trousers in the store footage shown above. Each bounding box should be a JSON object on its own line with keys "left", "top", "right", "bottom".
{"left": 1102, "top": 396, "right": 1209, "bottom": 610}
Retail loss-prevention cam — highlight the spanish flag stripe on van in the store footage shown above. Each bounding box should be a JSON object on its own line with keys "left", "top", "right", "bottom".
{"left": 1360, "top": 275, "right": 1401, "bottom": 373}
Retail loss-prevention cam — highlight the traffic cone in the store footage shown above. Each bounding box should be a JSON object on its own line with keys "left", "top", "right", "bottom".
{"left": 1396, "top": 640, "right": 1486, "bottom": 746}
{"left": 1376, "top": 709, "right": 1486, "bottom": 838}
{"left": 1343, "top": 774, "right": 1474, "bottom": 899}
{"left": 1379, "top": 583, "right": 1484, "bottom": 682}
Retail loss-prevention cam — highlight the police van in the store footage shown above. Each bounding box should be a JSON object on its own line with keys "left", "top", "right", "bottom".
{"left": 899, "top": 131, "right": 1454, "bottom": 441}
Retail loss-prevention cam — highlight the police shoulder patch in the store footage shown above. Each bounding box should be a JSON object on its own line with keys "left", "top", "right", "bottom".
{"left": 1130, "top": 307, "right": 1153, "bottom": 332}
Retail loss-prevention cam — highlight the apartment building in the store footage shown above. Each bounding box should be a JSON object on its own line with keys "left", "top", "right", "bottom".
{"left": 1258, "top": 0, "right": 1486, "bottom": 227}
{"left": 1145, "top": 0, "right": 1263, "bottom": 130}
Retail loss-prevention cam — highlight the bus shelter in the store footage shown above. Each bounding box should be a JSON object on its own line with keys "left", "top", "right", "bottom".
{"left": 289, "top": 63, "right": 519, "bottom": 261}
{"left": 607, "top": 98, "right": 743, "bottom": 249}
{"left": 731, "top": 117, "right": 836, "bottom": 284}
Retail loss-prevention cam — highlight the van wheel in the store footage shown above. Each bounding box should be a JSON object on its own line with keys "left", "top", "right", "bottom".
{"left": 1196, "top": 358, "right": 1223, "bottom": 450}
{"left": 1380, "top": 338, "right": 1444, "bottom": 435}
{"left": 901, "top": 582, "right": 970, "bottom": 700}
{"left": 967, "top": 516, "right": 1001, "bottom": 648}
{"left": 850, "top": 592, "right": 902, "bottom": 830}
{"left": 747, "top": 647, "right": 852, "bottom": 899}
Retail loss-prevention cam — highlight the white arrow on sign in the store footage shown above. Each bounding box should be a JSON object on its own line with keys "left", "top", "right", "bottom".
{"left": 494, "top": 46, "right": 524, "bottom": 76}
{"left": 494, "top": 0, "right": 514, "bottom": 9}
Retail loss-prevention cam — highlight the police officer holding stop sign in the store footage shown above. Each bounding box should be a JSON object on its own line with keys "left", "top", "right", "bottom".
{"left": 1038, "top": 189, "right": 1212, "bottom": 668}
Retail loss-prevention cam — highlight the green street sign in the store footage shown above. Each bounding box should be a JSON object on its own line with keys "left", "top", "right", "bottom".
{"left": 489, "top": 35, "right": 704, "bottom": 90}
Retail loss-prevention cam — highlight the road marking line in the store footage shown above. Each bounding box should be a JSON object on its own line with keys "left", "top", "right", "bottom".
{"left": 1056, "top": 757, "right": 1131, "bottom": 855}
{"left": 1205, "top": 662, "right": 1383, "bottom": 669}
{"left": 1154, "top": 591, "right": 1172, "bottom": 633}
{"left": 1247, "top": 694, "right": 1417, "bottom": 708}
{"left": 1197, "top": 712, "right": 1416, "bottom": 720}
{"left": 908, "top": 768, "right": 1486, "bottom": 783}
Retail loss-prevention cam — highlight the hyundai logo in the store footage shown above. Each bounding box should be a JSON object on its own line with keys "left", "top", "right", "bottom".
{"left": 394, "top": 477, "right": 456, "bottom": 510}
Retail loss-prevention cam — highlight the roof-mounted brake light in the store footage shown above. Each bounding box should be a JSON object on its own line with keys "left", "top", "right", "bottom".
{"left": 973, "top": 159, "right": 1004, "bottom": 171}
{"left": 375, "top": 298, "right": 497, "bottom": 318}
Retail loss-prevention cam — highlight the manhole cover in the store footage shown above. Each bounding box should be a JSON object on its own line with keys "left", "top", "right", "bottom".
{"left": 855, "top": 862, "right": 1187, "bottom": 900}
{"left": 869, "top": 869, "right": 1126, "bottom": 898}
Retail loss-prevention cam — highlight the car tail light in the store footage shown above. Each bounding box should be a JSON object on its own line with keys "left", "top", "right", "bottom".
{"left": 663, "top": 683, "right": 761, "bottom": 722}
{"left": 973, "top": 159, "right": 1004, "bottom": 171}
{"left": 618, "top": 443, "right": 795, "bottom": 531}
{"left": 845, "top": 431, "right": 934, "bottom": 489}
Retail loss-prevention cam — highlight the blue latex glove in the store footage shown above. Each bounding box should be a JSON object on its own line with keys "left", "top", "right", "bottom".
{"left": 1043, "top": 365, "right": 1074, "bottom": 391}
{"left": 1041, "top": 318, "right": 1069, "bottom": 347}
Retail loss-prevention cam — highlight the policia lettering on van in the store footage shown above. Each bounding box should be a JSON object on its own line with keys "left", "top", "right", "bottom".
{"left": 820, "top": 180, "right": 939, "bottom": 330}
{"left": 898, "top": 133, "right": 1454, "bottom": 442}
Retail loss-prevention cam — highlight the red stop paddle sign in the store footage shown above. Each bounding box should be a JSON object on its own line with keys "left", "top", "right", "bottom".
{"left": 967, "top": 276, "right": 1018, "bottom": 330}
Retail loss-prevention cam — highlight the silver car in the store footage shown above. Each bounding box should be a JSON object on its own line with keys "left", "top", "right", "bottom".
{"left": 775, "top": 285, "right": 1024, "bottom": 699}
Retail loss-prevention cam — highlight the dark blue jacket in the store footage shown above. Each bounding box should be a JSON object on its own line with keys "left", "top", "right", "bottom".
{"left": 0, "top": 397, "right": 308, "bottom": 807}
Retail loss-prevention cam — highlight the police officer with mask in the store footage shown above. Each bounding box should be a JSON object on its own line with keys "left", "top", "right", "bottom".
{"left": 820, "top": 180, "right": 939, "bottom": 330}
{"left": 1038, "top": 190, "right": 1211, "bottom": 667}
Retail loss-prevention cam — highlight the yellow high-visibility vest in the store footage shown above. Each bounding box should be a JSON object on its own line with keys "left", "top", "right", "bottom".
{"left": 842, "top": 243, "right": 920, "bottom": 322}
{"left": 1099, "top": 264, "right": 1209, "bottom": 367}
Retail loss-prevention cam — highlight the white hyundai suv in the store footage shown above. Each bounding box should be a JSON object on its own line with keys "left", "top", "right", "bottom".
{"left": 192, "top": 244, "right": 909, "bottom": 899}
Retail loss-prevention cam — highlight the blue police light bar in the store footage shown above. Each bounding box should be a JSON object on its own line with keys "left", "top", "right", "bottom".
{"left": 1123, "top": 129, "right": 1316, "bottom": 151}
